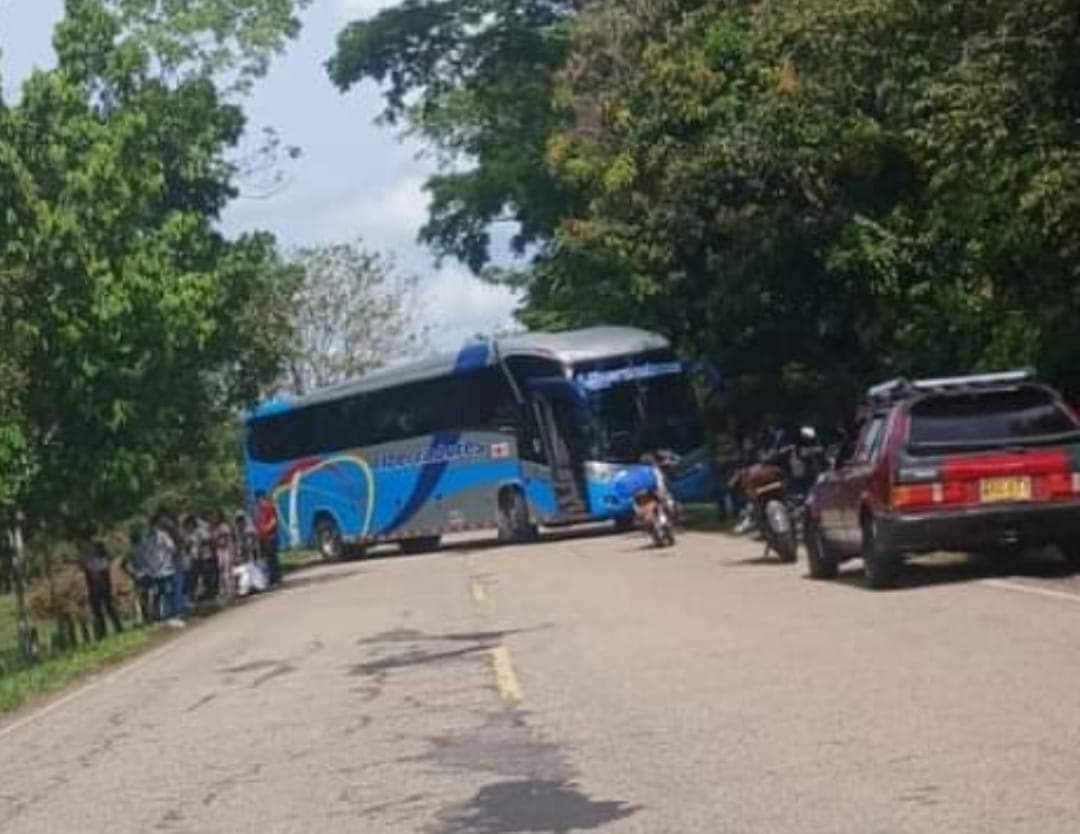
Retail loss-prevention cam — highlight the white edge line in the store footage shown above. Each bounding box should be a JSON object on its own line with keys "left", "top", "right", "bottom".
{"left": 980, "top": 578, "right": 1080, "bottom": 605}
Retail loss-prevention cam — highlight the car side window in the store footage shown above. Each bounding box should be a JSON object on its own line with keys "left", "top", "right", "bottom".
{"left": 855, "top": 415, "right": 887, "bottom": 464}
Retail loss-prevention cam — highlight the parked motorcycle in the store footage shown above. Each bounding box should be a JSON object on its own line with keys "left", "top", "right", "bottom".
{"left": 733, "top": 454, "right": 797, "bottom": 562}
{"left": 729, "top": 428, "right": 824, "bottom": 563}
{"left": 613, "top": 454, "right": 678, "bottom": 548}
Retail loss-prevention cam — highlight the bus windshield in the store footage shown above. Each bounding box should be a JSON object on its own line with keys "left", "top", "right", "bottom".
{"left": 580, "top": 367, "right": 704, "bottom": 462}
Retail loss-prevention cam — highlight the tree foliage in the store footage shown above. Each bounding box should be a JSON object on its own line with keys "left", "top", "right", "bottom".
{"left": 334, "top": 0, "right": 1080, "bottom": 406}
{"left": 328, "top": 0, "right": 582, "bottom": 272}
{"left": 535, "top": 0, "right": 1080, "bottom": 391}
{"left": 0, "top": 0, "right": 306, "bottom": 530}
{"left": 284, "top": 240, "right": 428, "bottom": 396}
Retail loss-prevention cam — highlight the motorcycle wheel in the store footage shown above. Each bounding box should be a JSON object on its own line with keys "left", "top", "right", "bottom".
{"left": 764, "top": 499, "right": 797, "bottom": 563}
{"left": 650, "top": 508, "right": 676, "bottom": 548}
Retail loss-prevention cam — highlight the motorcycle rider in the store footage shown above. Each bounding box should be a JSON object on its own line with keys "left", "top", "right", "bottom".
{"left": 790, "top": 425, "right": 825, "bottom": 495}
{"left": 640, "top": 448, "right": 678, "bottom": 521}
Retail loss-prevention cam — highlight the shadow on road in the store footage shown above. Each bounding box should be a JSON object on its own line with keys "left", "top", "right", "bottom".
{"left": 283, "top": 567, "right": 367, "bottom": 591}
{"left": 829, "top": 549, "right": 1077, "bottom": 592}
{"left": 442, "top": 524, "right": 624, "bottom": 558}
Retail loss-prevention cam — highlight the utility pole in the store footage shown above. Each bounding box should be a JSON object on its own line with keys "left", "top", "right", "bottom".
{"left": 10, "top": 513, "right": 32, "bottom": 663}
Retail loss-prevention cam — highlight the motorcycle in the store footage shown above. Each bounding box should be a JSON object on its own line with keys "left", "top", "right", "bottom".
{"left": 729, "top": 427, "right": 823, "bottom": 563}
{"left": 733, "top": 454, "right": 797, "bottom": 563}
{"left": 613, "top": 453, "right": 678, "bottom": 548}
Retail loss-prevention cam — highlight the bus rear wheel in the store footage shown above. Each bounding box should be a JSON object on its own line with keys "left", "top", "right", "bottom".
{"left": 315, "top": 516, "right": 344, "bottom": 562}
{"left": 498, "top": 488, "right": 537, "bottom": 544}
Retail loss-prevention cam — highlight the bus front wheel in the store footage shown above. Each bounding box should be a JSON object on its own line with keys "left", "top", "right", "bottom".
{"left": 498, "top": 488, "right": 537, "bottom": 544}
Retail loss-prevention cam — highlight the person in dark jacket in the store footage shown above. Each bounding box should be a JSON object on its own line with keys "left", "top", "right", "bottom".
{"left": 81, "top": 540, "right": 123, "bottom": 639}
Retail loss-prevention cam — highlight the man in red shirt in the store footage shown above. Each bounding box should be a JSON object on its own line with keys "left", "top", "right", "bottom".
{"left": 255, "top": 491, "right": 282, "bottom": 587}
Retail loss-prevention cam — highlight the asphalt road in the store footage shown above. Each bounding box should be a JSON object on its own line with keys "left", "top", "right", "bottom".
{"left": 3, "top": 528, "right": 1080, "bottom": 834}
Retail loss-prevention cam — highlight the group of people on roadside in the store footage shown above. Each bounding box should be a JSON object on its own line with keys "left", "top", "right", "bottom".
{"left": 79, "top": 491, "right": 282, "bottom": 636}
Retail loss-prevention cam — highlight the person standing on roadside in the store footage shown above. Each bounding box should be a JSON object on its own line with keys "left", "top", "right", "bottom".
{"left": 235, "top": 510, "right": 257, "bottom": 563}
{"left": 150, "top": 509, "right": 185, "bottom": 627}
{"left": 210, "top": 509, "right": 234, "bottom": 599}
{"left": 183, "top": 514, "right": 216, "bottom": 601}
{"left": 255, "top": 491, "right": 282, "bottom": 587}
{"left": 179, "top": 514, "right": 198, "bottom": 604}
{"left": 121, "top": 523, "right": 154, "bottom": 623}
{"left": 80, "top": 540, "right": 123, "bottom": 639}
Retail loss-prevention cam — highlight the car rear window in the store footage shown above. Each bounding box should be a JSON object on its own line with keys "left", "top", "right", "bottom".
{"left": 908, "top": 387, "right": 1079, "bottom": 448}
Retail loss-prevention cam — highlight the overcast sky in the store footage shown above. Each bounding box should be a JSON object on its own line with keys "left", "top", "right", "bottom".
{"left": 1, "top": 0, "right": 521, "bottom": 351}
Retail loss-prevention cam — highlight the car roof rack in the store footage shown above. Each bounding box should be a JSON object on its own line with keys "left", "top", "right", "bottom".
{"left": 867, "top": 368, "right": 1036, "bottom": 404}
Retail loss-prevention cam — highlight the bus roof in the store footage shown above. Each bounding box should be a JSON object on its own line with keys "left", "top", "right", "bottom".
{"left": 498, "top": 326, "right": 669, "bottom": 364}
{"left": 249, "top": 326, "right": 670, "bottom": 420}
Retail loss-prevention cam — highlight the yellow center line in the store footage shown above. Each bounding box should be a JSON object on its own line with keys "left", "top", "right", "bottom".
{"left": 464, "top": 555, "right": 519, "bottom": 703}
{"left": 489, "top": 645, "right": 525, "bottom": 704}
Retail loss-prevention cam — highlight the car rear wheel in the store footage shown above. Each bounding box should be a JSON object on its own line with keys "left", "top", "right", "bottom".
{"left": 804, "top": 515, "right": 839, "bottom": 580}
{"left": 862, "top": 514, "right": 899, "bottom": 589}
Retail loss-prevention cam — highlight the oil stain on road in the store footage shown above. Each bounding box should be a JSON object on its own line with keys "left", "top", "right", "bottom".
{"left": 427, "top": 710, "right": 639, "bottom": 833}
{"left": 434, "top": 779, "right": 639, "bottom": 834}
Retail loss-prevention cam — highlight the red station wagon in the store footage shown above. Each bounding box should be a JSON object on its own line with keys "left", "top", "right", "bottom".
{"left": 804, "top": 370, "right": 1080, "bottom": 588}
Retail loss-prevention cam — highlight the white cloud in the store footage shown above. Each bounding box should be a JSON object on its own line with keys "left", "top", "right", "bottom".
{"left": 417, "top": 263, "right": 521, "bottom": 351}
{"left": 224, "top": 171, "right": 430, "bottom": 253}
{"left": 329, "top": 175, "right": 430, "bottom": 249}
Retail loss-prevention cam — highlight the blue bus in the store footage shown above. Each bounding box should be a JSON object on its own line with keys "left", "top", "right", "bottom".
{"left": 243, "top": 326, "right": 715, "bottom": 558}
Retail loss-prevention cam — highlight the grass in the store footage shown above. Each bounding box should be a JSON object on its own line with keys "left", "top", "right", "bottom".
{"left": 0, "top": 624, "right": 167, "bottom": 716}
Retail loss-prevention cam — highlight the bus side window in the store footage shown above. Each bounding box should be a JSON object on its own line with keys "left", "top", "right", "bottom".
{"left": 340, "top": 393, "right": 370, "bottom": 450}
{"left": 459, "top": 368, "right": 518, "bottom": 434}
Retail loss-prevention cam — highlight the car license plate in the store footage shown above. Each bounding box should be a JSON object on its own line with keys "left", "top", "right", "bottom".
{"left": 979, "top": 476, "right": 1032, "bottom": 503}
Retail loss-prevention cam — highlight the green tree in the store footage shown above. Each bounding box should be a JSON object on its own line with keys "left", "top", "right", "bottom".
{"left": 0, "top": 0, "right": 305, "bottom": 532}
{"left": 328, "top": 0, "right": 582, "bottom": 272}
{"left": 525, "top": 0, "right": 1080, "bottom": 397}
{"left": 0, "top": 75, "right": 35, "bottom": 519}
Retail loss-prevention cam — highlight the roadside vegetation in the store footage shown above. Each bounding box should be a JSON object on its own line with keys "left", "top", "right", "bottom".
{"left": 331, "top": 0, "right": 1080, "bottom": 418}
{"left": 0, "top": 0, "right": 425, "bottom": 697}
{"left": 0, "top": 624, "right": 165, "bottom": 716}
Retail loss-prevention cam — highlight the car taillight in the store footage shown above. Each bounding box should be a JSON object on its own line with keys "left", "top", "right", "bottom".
{"left": 891, "top": 482, "right": 968, "bottom": 509}
{"left": 1046, "top": 471, "right": 1080, "bottom": 498}
{"left": 891, "top": 464, "right": 969, "bottom": 509}
{"left": 891, "top": 483, "right": 939, "bottom": 509}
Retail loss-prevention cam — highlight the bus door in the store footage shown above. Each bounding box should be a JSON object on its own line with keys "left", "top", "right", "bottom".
{"left": 527, "top": 380, "right": 589, "bottom": 517}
